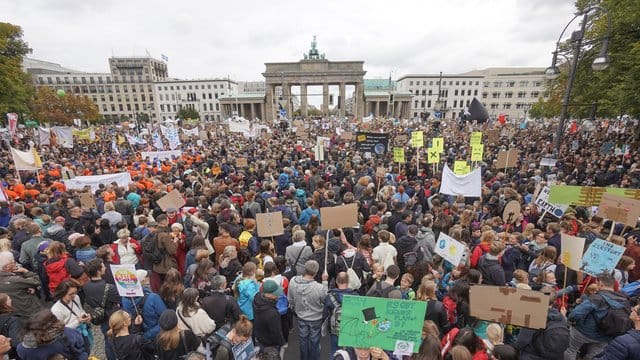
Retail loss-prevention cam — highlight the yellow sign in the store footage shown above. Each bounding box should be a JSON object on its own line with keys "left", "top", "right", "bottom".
{"left": 411, "top": 131, "right": 424, "bottom": 148}
{"left": 432, "top": 137, "right": 444, "bottom": 153}
{"left": 471, "top": 144, "right": 484, "bottom": 162}
{"left": 470, "top": 132, "right": 483, "bottom": 146}
{"left": 454, "top": 161, "right": 470, "bottom": 175}
{"left": 427, "top": 147, "right": 440, "bottom": 164}
{"left": 357, "top": 134, "right": 366, "bottom": 142}
{"left": 393, "top": 147, "right": 405, "bottom": 163}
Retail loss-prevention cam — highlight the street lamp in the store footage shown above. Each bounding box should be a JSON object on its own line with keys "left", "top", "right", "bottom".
{"left": 546, "top": 6, "right": 611, "bottom": 154}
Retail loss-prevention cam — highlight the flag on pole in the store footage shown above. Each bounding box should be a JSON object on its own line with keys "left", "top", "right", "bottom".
{"left": 161, "top": 54, "right": 168, "bottom": 62}
{"left": 153, "top": 132, "right": 164, "bottom": 150}
{"left": 112, "top": 140, "right": 119, "bottom": 155}
{"left": 32, "top": 148, "right": 42, "bottom": 168}
{"left": 10, "top": 147, "right": 42, "bottom": 170}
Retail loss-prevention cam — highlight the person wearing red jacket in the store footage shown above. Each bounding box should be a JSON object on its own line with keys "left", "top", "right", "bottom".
{"left": 110, "top": 229, "right": 142, "bottom": 267}
{"left": 470, "top": 231, "right": 495, "bottom": 268}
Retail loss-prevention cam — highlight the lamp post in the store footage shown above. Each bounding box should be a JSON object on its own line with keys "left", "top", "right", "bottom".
{"left": 545, "top": 6, "right": 611, "bottom": 155}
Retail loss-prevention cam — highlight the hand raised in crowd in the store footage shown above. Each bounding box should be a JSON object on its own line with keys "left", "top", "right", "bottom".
{"left": 134, "top": 314, "right": 143, "bottom": 325}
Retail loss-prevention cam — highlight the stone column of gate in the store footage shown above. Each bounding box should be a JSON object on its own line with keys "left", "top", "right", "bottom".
{"left": 375, "top": 101, "right": 380, "bottom": 118}
{"left": 339, "top": 82, "right": 346, "bottom": 118}
{"left": 322, "top": 82, "right": 329, "bottom": 116}
{"left": 265, "top": 84, "right": 275, "bottom": 122}
{"left": 282, "top": 83, "right": 291, "bottom": 118}
{"left": 301, "top": 84, "right": 308, "bottom": 118}
{"left": 250, "top": 103, "right": 255, "bottom": 121}
{"left": 356, "top": 82, "right": 365, "bottom": 120}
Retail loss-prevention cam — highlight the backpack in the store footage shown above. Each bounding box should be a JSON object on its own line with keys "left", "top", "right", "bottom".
{"left": 369, "top": 281, "right": 396, "bottom": 298}
{"left": 275, "top": 277, "right": 289, "bottom": 315}
{"left": 528, "top": 262, "right": 552, "bottom": 283}
{"left": 341, "top": 256, "right": 362, "bottom": 290}
{"left": 207, "top": 324, "right": 234, "bottom": 358}
{"left": 531, "top": 318, "right": 570, "bottom": 358}
{"left": 285, "top": 199, "right": 298, "bottom": 215}
{"left": 141, "top": 232, "right": 164, "bottom": 265}
{"left": 592, "top": 294, "right": 634, "bottom": 337}
{"left": 89, "top": 284, "right": 111, "bottom": 325}
{"left": 403, "top": 243, "right": 424, "bottom": 269}
{"left": 295, "top": 189, "right": 307, "bottom": 210}
{"left": 327, "top": 292, "right": 343, "bottom": 335}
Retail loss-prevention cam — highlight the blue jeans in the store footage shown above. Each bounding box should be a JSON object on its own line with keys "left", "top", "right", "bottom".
{"left": 298, "top": 318, "right": 322, "bottom": 360}
{"left": 330, "top": 334, "right": 339, "bottom": 359}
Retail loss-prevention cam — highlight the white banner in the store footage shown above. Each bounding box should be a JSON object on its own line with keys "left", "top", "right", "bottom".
{"left": 11, "top": 147, "right": 41, "bottom": 170}
{"left": 560, "top": 233, "right": 586, "bottom": 271}
{"left": 181, "top": 128, "right": 199, "bottom": 137}
{"left": 38, "top": 127, "right": 51, "bottom": 146}
{"left": 434, "top": 233, "right": 466, "bottom": 266}
{"left": 52, "top": 126, "right": 74, "bottom": 148}
{"left": 110, "top": 264, "right": 144, "bottom": 297}
{"left": 534, "top": 186, "right": 568, "bottom": 218}
{"left": 439, "top": 164, "right": 481, "bottom": 197}
{"left": 165, "top": 126, "right": 181, "bottom": 150}
{"left": 140, "top": 150, "right": 182, "bottom": 161}
{"left": 64, "top": 172, "right": 132, "bottom": 193}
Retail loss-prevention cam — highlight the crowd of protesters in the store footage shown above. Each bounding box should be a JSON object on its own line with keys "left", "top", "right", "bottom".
{"left": 0, "top": 114, "right": 636, "bottom": 360}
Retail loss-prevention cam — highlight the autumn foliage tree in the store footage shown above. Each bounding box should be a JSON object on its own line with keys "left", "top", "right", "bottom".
{"left": 32, "top": 87, "right": 101, "bottom": 125}
{"left": 0, "top": 22, "right": 34, "bottom": 116}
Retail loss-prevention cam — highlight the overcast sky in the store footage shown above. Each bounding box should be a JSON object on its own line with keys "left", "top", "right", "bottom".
{"left": 4, "top": 0, "right": 577, "bottom": 82}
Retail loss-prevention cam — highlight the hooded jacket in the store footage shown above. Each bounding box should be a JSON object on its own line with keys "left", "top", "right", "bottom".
{"left": 477, "top": 254, "right": 506, "bottom": 286}
{"left": 594, "top": 329, "right": 640, "bottom": 360}
{"left": 470, "top": 242, "right": 491, "bottom": 268}
{"left": 17, "top": 327, "right": 88, "bottom": 360}
{"left": 516, "top": 307, "right": 569, "bottom": 359}
{"left": 236, "top": 278, "right": 260, "bottom": 320}
{"left": 288, "top": 276, "right": 328, "bottom": 321}
{"left": 0, "top": 270, "right": 43, "bottom": 317}
{"left": 252, "top": 293, "right": 286, "bottom": 347}
{"left": 569, "top": 289, "right": 630, "bottom": 342}
{"left": 122, "top": 288, "right": 167, "bottom": 340}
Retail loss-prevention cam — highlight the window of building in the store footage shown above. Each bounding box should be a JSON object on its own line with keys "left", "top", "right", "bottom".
{"left": 159, "top": 94, "right": 163, "bottom": 101}
{"left": 506, "top": 81, "right": 515, "bottom": 87}
{"left": 483, "top": 82, "right": 489, "bottom": 87}
{"left": 81, "top": 77, "right": 86, "bottom": 84}
{"left": 518, "top": 91, "right": 526, "bottom": 98}
{"left": 143, "top": 104, "right": 147, "bottom": 111}
{"left": 493, "top": 81, "right": 502, "bottom": 87}
{"left": 126, "top": 104, "right": 131, "bottom": 111}
{"left": 454, "top": 90, "right": 459, "bottom": 96}
{"left": 503, "top": 103, "right": 511, "bottom": 109}
{"left": 111, "top": 104, "right": 115, "bottom": 111}
{"left": 216, "top": 103, "right": 220, "bottom": 111}
{"left": 482, "top": 92, "right": 488, "bottom": 99}
{"left": 102, "top": 104, "right": 107, "bottom": 112}
{"left": 505, "top": 92, "right": 513, "bottom": 98}
{"left": 409, "top": 81, "right": 414, "bottom": 86}
{"left": 160, "top": 104, "right": 165, "bottom": 112}
{"left": 427, "top": 100, "right": 431, "bottom": 108}
{"left": 135, "top": 104, "right": 139, "bottom": 111}
{"left": 173, "top": 104, "right": 177, "bottom": 111}
{"left": 519, "top": 80, "right": 529, "bottom": 87}
{"left": 208, "top": 93, "right": 212, "bottom": 99}
{"left": 461, "top": 90, "right": 465, "bottom": 96}
{"left": 214, "top": 84, "right": 218, "bottom": 89}
{"left": 428, "top": 90, "right": 432, "bottom": 96}
{"left": 455, "top": 81, "right": 459, "bottom": 86}
{"left": 531, "top": 91, "right": 540, "bottom": 98}
{"left": 421, "top": 100, "right": 425, "bottom": 108}
{"left": 123, "top": 86, "right": 128, "bottom": 93}
{"left": 208, "top": 85, "right": 211, "bottom": 89}
{"left": 533, "top": 81, "right": 542, "bottom": 87}
{"left": 141, "top": 94, "right": 145, "bottom": 101}
{"left": 429, "top": 81, "right": 434, "bottom": 85}
{"left": 492, "top": 92, "right": 500, "bottom": 98}
{"left": 109, "top": 95, "right": 113, "bottom": 101}
{"left": 490, "top": 103, "right": 499, "bottom": 109}
{"left": 453, "top": 100, "right": 457, "bottom": 108}
{"left": 516, "top": 103, "right": 523, "bottom": 109}
{"left": 414, "top": 100, "right": 419, "bottom": 108}
{"left": 119, "top": 104, "right": 123, "bottom": 111}
{"left": 170, "top": 86, "right": 174, "bottom": 90}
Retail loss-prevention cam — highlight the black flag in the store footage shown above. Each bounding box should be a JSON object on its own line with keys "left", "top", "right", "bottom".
{"left": 466, "top": 97, "right": 489, "bottom": 122}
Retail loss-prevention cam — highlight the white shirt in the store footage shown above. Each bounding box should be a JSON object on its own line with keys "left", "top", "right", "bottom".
{"left": 372, "top": 242, "right": 397, "bottom": 270}
{"left": 51, "top": 295, "right": 86, "bottom": 328}
{"left": 118, "top": 239, "right": 138, "bottom": 265}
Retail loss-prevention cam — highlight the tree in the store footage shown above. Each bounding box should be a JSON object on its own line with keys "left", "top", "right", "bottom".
{"left": 32, "top": 87, "right": 101, "bottom": 125}
{"left": 177, "top": 107, "right": 200, "bottom": 120}
{"left": 0, "top": 22, "right": 34, "bottom": 116}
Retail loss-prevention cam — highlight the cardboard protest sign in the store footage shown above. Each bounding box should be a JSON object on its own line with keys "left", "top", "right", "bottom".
{"left": 79, "top": 192, "right": 96, "bottom": 209}
{"left": 199, "top": 130, "right": 209, "bottom": 141}
{"left": 231, "top": 338, "right": 256, "bottom": 360}
{"left": 597, "top": 193, "right": 640, "bottom": 227}
{"left": 432, "top": 137, "right": 444, "bottom": 153}
{"left": 496, "top": 149, "right": 518, "bottom": 169}
{"left": 560, "top": 233, "right": 586, "bottom": 271}
{"left": 320, "top": 203, "right": 358, "bottom": 230}
{"left": 580, "top": 239, "right": 625, "bottom": 277}
{"left": 540, "top": 157, "right": 557, "bottom": 167}
{"left": 486, "top": 129, "right": 500, "bottom": 143}
{"left": 454, "top": 161, "right": 469, "bottom": 175}
{"left": 338, "top": 295, "right": 427, "bottom": 354}
{"left": 376, "top": 167, "right": 386, "bottom": 178}
{"left": 255, "top": 212, "right": 284, "bottom": 237}
{"left": 340, "top": 131, "right": 353, "bottom": 140}
{"left": 470, "top": 286, "right": 549, "bottom": 329}
{"left": 410, "top": 131, "right": 423, "bottom": 148}
{"left": 471, "top": 144, "right": 484, "bottom": 162}
{"left": 395, "top": 134, "right": 409, "bottom": 146}
{"left": 470, "top": 132, "right": 483, "bottom": 146}
{"left": 427, "top": 148, "right": 440, "bottom": 164}
{"left": 534, "top": 186, "right": 569, "bottom": 218}
{"left": 110, "top": 264, "right": 144, "bottom": 297}
{"left": 236, "top": 158, "right": 248, "bottom": 168}
{"left": 434, "top": 233, "right": 466, "bottom": 266}
{"left": 393, "top": 148, "right": 405, "bottom": 163}
{"left": 356, "top": 132, "right": 389, "bottom": 154}
{"left": 502, "top": 200, "right": 521, "bottom": 224}
{"left": 297, "top": 128, "right": 309, "bottom": 139}
{"left": 157, "top": 190, "right": 186, "bottom": 211}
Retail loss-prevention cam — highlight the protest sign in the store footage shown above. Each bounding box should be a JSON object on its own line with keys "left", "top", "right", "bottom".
{"left": 560, "top": 233, "right": 586, "bottom": 271}
{"left": 110, "top": 264, "right": 144, "bottom": 297}
{"left": 470, "top": 132, "right": 482, "bottom": 146}
{"left": 64, "top": 172, "right": 132, "bottom": 193}
{"left": 502, "top": 200, "right": 521, "bottom": 224}
{"left": 471, "top": 144, "right": 484, "bottom": 162}
{"left": 356, "top": 132, "right": 389, "bottom": 154}
{"left": 486, "top": 129, "right": 500, "bottom": 143}
{"left": 432, "top": 137, "right": 444, "bottom": 153}
{"left": 140, "top": 150, "right": 182, "bottom": 161}
{"left": 156, "top": 190, "right": 186, "bottom": 211}
{"left": 338, "top": 295, "right": 427, "bottom": 353}
{"left": 393, "top": 148, "right": 405, "bottom": 163}
{"left": 395, "top": 134, "right": 409, "bottom": 146}
{"left": 340, "top": 131, "right": 353, "bottom": 140}
{"left": 236, "top": 158, "right": 248, "bottom": 168}
{"left": 320, "top": 203, "right": 358, "bottom": 230}
{"left": 256, "top": 212, "right": 284, "bottom": 237}
{"left": 534, "top": 186, "right": 569, "bottom": 218}
{"left": 548, "top": 186, "right": 640, "bottom": 206}
{"left": 199, "top": 130, "right": 209, "bottom": 141}
{"left": 427, "top": 148, "right": 440, "bottom": 164}
{"left": 580, "top": 239, "right": 625, "bottom": 277}
{"left": 410, "top": 131, "right": 424, "bottom": 148}
{"left": 79, "top": 192, "right": 96, "bottom": 209}
{"left": 470, "top": 286, "right": 549, "bottom": 329}
{"left": 434, "top": 233, "right": 466, "bottom": 266}
{"left": 232, "top": 338, "right": 256, "bottom": 360}
{"left": 597, "top": 193, "right": 640, "bottom": 227}
{"left": 496, "top": 149, "right": 518, "bottom": 169}
{"left": 376, "top": 167, "right": 386, "bottom": 178}
{"left": 540, "top": 157, "right": 557, "bottom": 167}
{"left": 453, "top": 161, "right": 469, "bottom": 175}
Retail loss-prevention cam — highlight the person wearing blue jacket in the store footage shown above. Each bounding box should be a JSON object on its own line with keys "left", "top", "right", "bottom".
{"left": 122, "top": 269, "right": 167, "bottom": 340}
{"left": 565, "top": 274, "right": 631, "bottom": 360}
{"left": 594, "top": 304, "right": 640, "bottom": 360}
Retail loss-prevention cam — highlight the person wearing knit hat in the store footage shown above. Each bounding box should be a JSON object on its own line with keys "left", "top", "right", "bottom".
{"left": 154, "top": 309, "right": 201, "bottom": 360}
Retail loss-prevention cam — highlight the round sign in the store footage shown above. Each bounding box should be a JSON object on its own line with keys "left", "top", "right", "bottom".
{"left": 114, "top": 268, "right": 139, "bottom": 292}
{"left": 502, "top": 200, "right": 521, "bottom": 224}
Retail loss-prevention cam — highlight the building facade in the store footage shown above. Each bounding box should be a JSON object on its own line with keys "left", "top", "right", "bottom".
{"left": 154, "top": 79, "right": 237, "bottom": 122}
{"left": 396, "top": 67, "right": 547, "bottom": 120}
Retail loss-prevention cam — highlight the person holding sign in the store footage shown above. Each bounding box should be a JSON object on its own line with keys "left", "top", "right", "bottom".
{"left": 106, "top": 310, "right": 154, "bottom": 360}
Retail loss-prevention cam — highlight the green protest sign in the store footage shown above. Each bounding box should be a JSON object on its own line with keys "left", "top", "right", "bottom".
{"left": 338, "top": 295, "right": 427, "bottom": 354}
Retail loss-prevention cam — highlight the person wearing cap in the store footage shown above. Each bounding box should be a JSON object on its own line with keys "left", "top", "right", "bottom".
{"left": 0, "top": 251, "right": 43, "bottom": 317}
{"left": 154, "top": 309, "right": 201, "bottom": 360}
{"left": 122, "top": 269, "right": 168, "bottom": 340}
{"left": 253, "top": 279, "right": 286, "bottom": 354}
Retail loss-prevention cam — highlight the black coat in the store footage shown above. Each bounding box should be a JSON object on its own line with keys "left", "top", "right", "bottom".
{"left": 477, "top": 254, "right": 506, "bottom": 286}
{"left": 201, "top": 291, "right": 241, "bottom": 331}
{"left": 252, "top": 293, "right": 286, "bottom": 347}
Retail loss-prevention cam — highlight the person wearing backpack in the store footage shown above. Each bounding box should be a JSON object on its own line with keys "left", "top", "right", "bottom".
{"left": 594, "top": 304, "right": 640, "bottom": 360}
{"left": 323, "top": 272, "right": 359, "bottom": 356}
{"left": 515, "top": 286, "right": 570, "bottom": 359}
{"left": 366, "top": 265, "right": 402, "bottom": 299}
{"left": 476, "top": 241, "right": 506, "bottom": 286}
{"left": 565, "top": 274, "right": 633, "bottom": 360}
{"left": 253, "top": 279, "right": 286, "bottom": 356}
{"left": 396, "top": 225, "right": 423, "bottom": 273}
{"left": 335, "top": 248, "right": 370, "bottom": 292}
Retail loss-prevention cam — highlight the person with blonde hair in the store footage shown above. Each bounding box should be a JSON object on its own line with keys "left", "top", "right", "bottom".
{"left": 484, "top": 323, "right": 504, "bottom": 355}
{"left": 206, "top": 315, "right": 253, "bottom": 360}
{"left": 528, "top": 246, "right": 557, "bottom": 284}
{"left": 106, "top": 309, "right": 154, "bottom": 360}
{"left": 417, "top": 279, "right": 450, "bottom": 336}
{"left": 154, "top": 309, "right": 201, "bottom": 360}
{"left": 176, "top": 288, "right": 216, "bottom": 339}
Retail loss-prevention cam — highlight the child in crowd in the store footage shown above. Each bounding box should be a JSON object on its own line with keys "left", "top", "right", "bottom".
{"left": 398, "top": 273, "right": 415, "bottom": 300}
